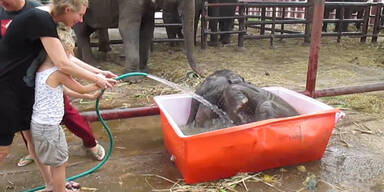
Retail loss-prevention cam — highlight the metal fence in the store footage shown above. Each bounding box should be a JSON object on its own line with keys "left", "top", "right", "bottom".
{"left": 200, "top": 0, "right": 384, "bottom": 48}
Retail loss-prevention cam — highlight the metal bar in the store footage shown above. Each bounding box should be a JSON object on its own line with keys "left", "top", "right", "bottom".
{"left": 207, "top": 2, "right": 308, "bottom": 7}
{"left": 246, "top": 19, "right": 307, "bottom": 25}
{"left": 205, "top": 15, "right": 247, "bottom": 20}
{"left": 204, "top": 30, "right": 247, "bottom": 35}
{"left": 305, "top": 0, "right": 324, "bottom": 97}
{"left": 321, "top": 31, "right": 364, "bottom": 36}
{"left": 244, "top": 33, "right": 306, "bottom": 39}
{"left": 247, "top": 26, "right": 303, "bottom": 34}
{"left": 152, "top": 38, "right": 184, "bottom": 42}
{"left": 155, "top": 23, "right": 182, "bottom": 27}
{"left": 81, "top": 106, "right": 160, "bottom": 122}
{"left": 312, "top": 83, "right": 384, "bottom": 98}
{"left": 322, "top": 18, "right": 365, "bottom": 23}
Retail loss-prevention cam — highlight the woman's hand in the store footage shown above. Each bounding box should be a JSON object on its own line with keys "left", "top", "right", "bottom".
{"left": 100, "top": 70, "right": 117, "bottom": 79}
{"left": 95, "top": 74, "right": 117, "bottom": 88}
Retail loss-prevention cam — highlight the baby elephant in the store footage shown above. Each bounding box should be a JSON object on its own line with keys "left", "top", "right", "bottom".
{"left": 187, "top": 70, "right": 299, "bottom": 128}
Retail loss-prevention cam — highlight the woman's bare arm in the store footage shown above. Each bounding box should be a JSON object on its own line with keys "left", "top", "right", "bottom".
{"left": 40, "top": 37, "right": 116, "bottom": 88}
{"left": 69, "top": 55, "right": 117, "bottom": 78}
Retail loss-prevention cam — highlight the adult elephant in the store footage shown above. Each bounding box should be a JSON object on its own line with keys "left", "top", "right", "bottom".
{"left": 208, "top": 0, "right": 238, "bottom": 46}
{"left": 74, "top": 0, "right": 203, "bottom": 76}
{"left": 162, "top": 0, "right": 203, "bottom": 46}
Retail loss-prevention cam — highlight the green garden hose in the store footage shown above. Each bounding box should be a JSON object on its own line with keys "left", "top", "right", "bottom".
{"left": 23, "top": 72, "right": 148, "bottom": 192}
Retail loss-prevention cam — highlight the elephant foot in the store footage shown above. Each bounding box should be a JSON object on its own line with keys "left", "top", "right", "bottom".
{"left": 207, "top": 40, "right": 219, "bottom": 47}
{"left": 221, "top": 38, "right": 231, "bottom": 45}
{"left": 236, "top": 47, "right": 246, "bottom": 52}
{"left": 98, "top": 45, "right": 112, "bottom": 52}
{"left": 139, "top": 67, "right": 149, "bottom": 74}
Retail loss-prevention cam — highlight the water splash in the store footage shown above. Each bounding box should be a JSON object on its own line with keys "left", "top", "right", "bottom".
{"left": 147, "top": 74, "right": 232, "bottom": 124}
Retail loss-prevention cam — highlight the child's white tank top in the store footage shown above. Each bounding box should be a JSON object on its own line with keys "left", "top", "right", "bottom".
{"left": 32, "top": 66, "right": 64, "bottom": 125}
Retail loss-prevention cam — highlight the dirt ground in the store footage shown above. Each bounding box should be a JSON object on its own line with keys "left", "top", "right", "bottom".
{"left": 1, "top": 30, "right": 384, "bottom": 192}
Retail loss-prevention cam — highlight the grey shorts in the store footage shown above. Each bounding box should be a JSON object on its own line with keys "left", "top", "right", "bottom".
{"left": 31, "top": 121, "right": 68, "bottom": 167}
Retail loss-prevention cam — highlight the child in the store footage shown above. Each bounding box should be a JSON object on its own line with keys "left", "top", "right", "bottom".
{"left": 31, "top": 23, "right": 102, "bottom": 192}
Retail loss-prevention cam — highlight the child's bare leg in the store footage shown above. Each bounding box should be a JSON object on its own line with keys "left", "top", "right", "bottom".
{"left": 51, "top": 162, "right": 67, "bottom": 192}
{"left": 22, "top": 130, "right": 54, "bottom": 191}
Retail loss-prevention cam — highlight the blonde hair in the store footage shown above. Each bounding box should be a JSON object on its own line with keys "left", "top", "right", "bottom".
{"left": 57, "top": 22, "right": 75, "bottom": 55}
{"left": 51, "top": 0, "right": 88, "bottom": 16}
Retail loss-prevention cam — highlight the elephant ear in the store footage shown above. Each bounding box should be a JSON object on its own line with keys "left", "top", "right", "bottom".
{"left": 84, "top": 0, "right": 118, "bottom": 28}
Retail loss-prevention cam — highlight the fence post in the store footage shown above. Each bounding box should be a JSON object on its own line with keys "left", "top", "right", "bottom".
{"left": 270, "top": 6, "right": 276, "bottom": 47}
{"left": 281, "top": 7, "right": 286, "bottom": 40}
{"left": 261, "top": 7, "right": 266, "bottom": 35}
{"left": 372, "top": 3, "right": 382, "bottom": 43}
{"left": 304, "top": 0, "right": 315, "bottom": 43}
{"left": 337, "top": 7, "right": 345, "bottom": 43}
{"left": 201, "top": 0, "right": 208, "bottom": 49}
{"left": 238, "top": 3, "right": 246, "bottom": 49}
{"left": 360, "top": 5, "right": 371, "bottom": 43}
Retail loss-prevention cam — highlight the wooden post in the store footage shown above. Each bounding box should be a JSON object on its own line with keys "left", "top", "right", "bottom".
{"left": 372, "top": 3, "right": 382, "bottom": 43}
{"left": 337, "top": 7, "right": 344, "bottom": 43}
{"left": 238, "top": 3, "right": 246, "bottom": 48}
{"left": 281, "top": 7, "right": 286, "bottom": 40}
{"left": 360, "top": 5, "right": 370, "bottom": 43}
{"left": 305, "top": 0, "right": 324, "bottom": 97}
{"left": 304, "top": 0, "right": 315, "bottom": 43}
{"left": 270, "top": 6, "right": 276, "bottom": 47}
{"left": 261, "top": 7, "right": 266, "bottom": 35}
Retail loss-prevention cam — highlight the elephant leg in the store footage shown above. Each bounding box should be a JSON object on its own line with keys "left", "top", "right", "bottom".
{"left": 176, "top": 15, "right": 184, "bottom": 39}
{"left": 163, "top": 11, "right": 179, "bottom": 47}
{"left": 322, "top": 8, "right": 331, "bottom": 32}
{"left": 343, "top": 8, "right": 352, "bottom": 32}
{"left": 219, "top": 18, "right": 233, "bottom": 45}
{"left": 219, "top": 1, "right": 236, "bottom": 45}
{"left": 97, "top": 28, "right": 111, "bottom": 52}
{"left": 194, "top": 0, "right": 202, "bottom": 46}
{"left": 334, "top": 7, "right": 341, "bottom": 32}
{"left": 208, "top": 1, "right": 219, "bottom": 46}
{"left": 139, "top": 10, "right": 155, "bottom": 73}
{"left": 118, "top": 16, "right": 141, "bottom": 73}
{"left": 355, "top": 8, "right": 364, "bottom": 30}
{"left": 194, "top": 14, "right": 200, "bottom": 46}
{"left": 73, "top": 23, "right": 97, "bottom": 64}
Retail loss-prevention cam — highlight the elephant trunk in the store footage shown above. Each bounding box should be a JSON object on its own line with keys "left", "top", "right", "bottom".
{"left": 183, "top": 0, "right": 204, "bottom": 76}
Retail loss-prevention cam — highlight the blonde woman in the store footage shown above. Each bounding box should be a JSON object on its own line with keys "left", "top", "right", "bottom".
{"left": 0, "top": 0, "right": 117, "bottom": 191}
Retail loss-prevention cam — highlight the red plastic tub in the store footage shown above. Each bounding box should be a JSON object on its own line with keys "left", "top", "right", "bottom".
{"left": 154, "top": 87, "right": 344, "bottom": 184}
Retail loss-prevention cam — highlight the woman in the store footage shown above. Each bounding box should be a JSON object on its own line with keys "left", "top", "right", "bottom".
{"left": 0, "top": 0, "right": 116, "bottom": 191}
